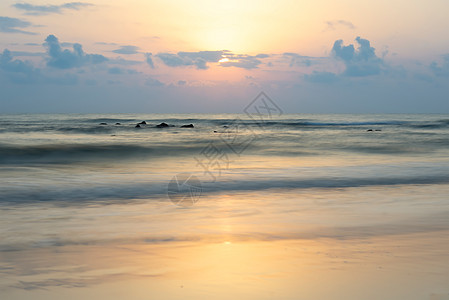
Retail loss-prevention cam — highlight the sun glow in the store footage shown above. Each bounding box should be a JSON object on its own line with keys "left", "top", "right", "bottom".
{"left": 218, "top": 57, "right": 230, "bottom": 63}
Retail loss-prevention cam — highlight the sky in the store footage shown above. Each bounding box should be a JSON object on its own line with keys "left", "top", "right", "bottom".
{"left": 0, "top": 0, "right": 448, "bottom": 113}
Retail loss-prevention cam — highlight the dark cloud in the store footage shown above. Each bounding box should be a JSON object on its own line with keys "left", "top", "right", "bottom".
{"left": 0, "top": 16, "right": 36, "bottom": 35}
{"left": 332, "top": 36, "right": 384, "bottom": 77}
{"left": 44, "top": 35, "right": 108, "bottom": 69}
{"left": 156, "top": 51, "right": 224, "bottom": 69}
{"left": 325, "top": 20, "right": 356, "bottom": 31}
{"left": 13, "top": 2, "right": 93, "bottom": 16}
{"left": 145, "top": 53, "right": 154, "bottom": 68}
{"left": 430, "top": 54, "right": 449, "bottom": 77}
{"left": 304, "top": 71, "right": 339, "bottom": 84}
{"left": 112, "top": 45, "right": 140, "bottom": 55}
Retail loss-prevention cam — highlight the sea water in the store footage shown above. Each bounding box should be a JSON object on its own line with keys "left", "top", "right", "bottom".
{"left": 0, "top": 114, "right": 448, "bottom": 300}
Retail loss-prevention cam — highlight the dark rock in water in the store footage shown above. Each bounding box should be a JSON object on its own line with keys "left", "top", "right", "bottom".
{"left": 138, "top": 121, "right": 147, "bottom": 125}
{"left": 99, "top": 122, "right": 108, "bottom": 125}
{"left": 223, "top": 125, "right": 229, "bottom": 128}
{"left": 115, "top": 122, "right": 121, "bottom": 125}
{"left": 367, "top": 129, "right": 373, "bottom": 132}
{"left": 180, "top": 124, "right": 194, "bottom": 128}
{"left": 135, "top": 124, "right": 141, "bottom": 128}
{"left": 156, "top": 122, "right": 169, "bottom": 128}
{"left": 214, "top": 130, "right": 218, "bottom": 133}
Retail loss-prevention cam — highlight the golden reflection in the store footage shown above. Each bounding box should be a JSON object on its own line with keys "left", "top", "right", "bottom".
{"left": 1, "top": 233, "right": 448, "bottom": 300}
{"left": 1, "top": 184, "right": 448, "bottom": 299}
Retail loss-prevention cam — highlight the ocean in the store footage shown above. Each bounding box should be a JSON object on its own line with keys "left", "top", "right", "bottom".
{"left": 0, "top": 113, "right": 448, "bottom": 300}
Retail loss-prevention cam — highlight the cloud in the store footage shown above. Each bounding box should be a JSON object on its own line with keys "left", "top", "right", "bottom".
{"left": 108, "top": 57, "right": 142, "bottom": 66}
{"left": 430, "top": 54, "right": 449, "bottom": 77}
{"left": 0, "top": 48, "right": 40, "bottom": 83}
{"left": 0, "top": 48, "right": 81, "bottom": 85}
{"left": 332, "top": 36, "right": 384, "bottom": 77}
{"left": 0, "top": 16, "right": 36, "bottom": 35}
{"left": 112, "top": 45, "right": 140, "bottom": 55}
{"left": 304, "top": 71, "right": 339, "bottom": 83}
{"left": 108, "top": 67, "right": 139, "bottom": 75}
{"left": 145, "top": 53, "right": 154, "bottom": 68}
{"left": 219, "top": 54, "right": 264, "bottom": 69}
{"left": 108, "top": 67, "right": 124, "bottom": 74}
{"left": 145, "top": 77, "right": 164, "bottom": 86}
{"left": 156, "top": 50, "right": 224, "bottom": 69}
{"left": 11, "top": 51, "right": 45, "bottom": 57}
{"left": 95, "top": 42, "right": 118, "bottom": 46}
{"left": 44, "top": 35, "right": 108, "bottom": 69}
{"left": 156, "top": 53, "right": 188, "bottom": 67}
{"left": 13, "top": 2, "right": 93, "bottom": 16}
{"left": 255, "top": 53, "right": 270, "bottom": 59}
{"left": 179, "top": 51, "right": 224, "bottom": 63}
{"left": 325, "top": 20, "right": 356, "bottom": 31}
{"left": 155, "top": 50, "right": 269, "bottom": 70}
{"left": 283, "top": 53, "right": 314, "bottom": 67}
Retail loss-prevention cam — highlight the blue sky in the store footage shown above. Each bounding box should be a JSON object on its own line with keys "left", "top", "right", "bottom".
{"left": 0, "top": 0, "right": 448, "bottom": 113}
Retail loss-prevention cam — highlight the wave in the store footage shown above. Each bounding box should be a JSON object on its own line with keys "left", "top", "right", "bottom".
{"left": 0, "top": 143, "right": 208, "bottom": 164}
{"left": 1, "top": 117, "right": 449, "bottom": 135}
{"left": 87, "top": 118, "right": 140, "bottom": 123}
{"left": 207, "top": 120, "right": 405, "bottom": 127}
{"left": 203, "top": 119, "right": 449, "bottom": 129}
{"left": 1, "top": 174, "right": 449, "bottom": 204}
{"left": 255, "top": 120, "right": 449, "bottom": 129}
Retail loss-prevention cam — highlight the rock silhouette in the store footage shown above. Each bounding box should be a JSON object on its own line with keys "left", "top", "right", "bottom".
{"left": 156, "top": 122, "right": 169, "bottom": 128}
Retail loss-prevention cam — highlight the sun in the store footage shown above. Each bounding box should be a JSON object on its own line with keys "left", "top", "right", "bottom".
{"left": 218, "top": 57, "right": 229, "bottom": 63}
